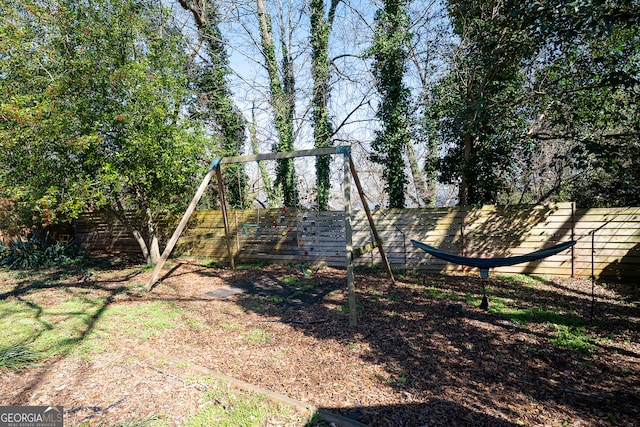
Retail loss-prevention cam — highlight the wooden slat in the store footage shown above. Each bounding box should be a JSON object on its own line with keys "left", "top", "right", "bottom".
{"left": 73, "top": 204, "right": 640, "bottom": 279}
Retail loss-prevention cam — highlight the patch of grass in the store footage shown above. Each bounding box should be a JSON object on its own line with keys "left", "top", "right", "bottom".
{"left": 496, "top": 273, "right": 540, "bottom": 287}
{"left": 0, "top": 285, "right": 187, "bottom": 365}
{"left": 222, "top": 322, "right": 241, "bottom": 330}
{"left": 550, "top": 325, "right": 596, "bottom": 353}
{"left": 100, "top": 301, "right": 184, "bottom": 341}
{"left": 244, "top": 328, "right": 271, "bottom": 344}
{"left": 502, "top": 307, "right": 584, "bottom": 327}
{"left": 183, "top": 317, "right": 204, "bottom": 330}
{"left": 280, "top": 276, "right": 305, "bottom": 287}
{"left": 185, "top": 379, "right": 309, "bottom": 427}
{"left": 0, "top": 344, "right": 39, "bottom": 370}
{"left": 235, "top": 261, "right": 269, "bottom": 270}
{"left": 200, "top": 260, "right": 219, "bottom": 268}
{"left": 288, "top": 283, "right": 317, "bottom": 299}
{"left": 265, "top": 295, "right": 285, "bottom": 304}
{"left": 0, "top": 295, "right": 109, "bottom": 358}
{"left": 334, "top": 304, "right": 348, "bottom": 314}
{"left": 74, "top": 330, "right": 108, "bottom": 360}
{"left": 458, "top": 286, "right": 596, "bottom": 353}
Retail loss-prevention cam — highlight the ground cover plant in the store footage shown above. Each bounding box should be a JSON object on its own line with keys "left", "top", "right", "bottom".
{"left": 0, "top": 258, "right": 638, "bottom": 426}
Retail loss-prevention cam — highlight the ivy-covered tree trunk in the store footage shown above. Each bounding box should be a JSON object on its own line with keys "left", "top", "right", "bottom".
{"left": 179, "top": 0, "right": 250, "bottom": 209}
{"left": 256, "top": 0, "right": 296, "bottom": 207}
{"left": 309, "top": 0, "right": 339, "bottom": 210}
{"left": 370, "top": 0, "right": 411, "bottom": 208}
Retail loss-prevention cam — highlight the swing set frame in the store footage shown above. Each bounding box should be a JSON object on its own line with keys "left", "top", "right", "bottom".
{"left": 145, "top": 145, "right": 394, "bottom": 326}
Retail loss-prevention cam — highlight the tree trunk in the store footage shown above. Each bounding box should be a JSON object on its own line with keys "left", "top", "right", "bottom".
{"left": 310, "top": 0, "right": 339, "bottom": 210}
{"left": 130, "top": 208, "right": 162, "bottom": 265}
{"left": 256, "top": 0, "right": 296, "bottom": 206}
{"left": 406, "top": 142, "right": 436, "bottom": 207}
{"left": 459, "top": 133, "right": 474, "bottom": 205}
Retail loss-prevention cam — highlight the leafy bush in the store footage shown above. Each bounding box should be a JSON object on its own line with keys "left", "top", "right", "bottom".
{"left": 0, "top": 233, "right": 82, "bottom": 269}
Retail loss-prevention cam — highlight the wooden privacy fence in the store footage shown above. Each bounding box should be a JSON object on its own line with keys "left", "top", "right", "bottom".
{"left": 75, "top": 202, "right": 640, "bottom": 280}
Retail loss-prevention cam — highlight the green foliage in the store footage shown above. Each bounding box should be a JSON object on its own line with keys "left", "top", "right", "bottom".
{"left": 370, "top": 0, "right": 412, "bottom": 208}
{"left": 430, "top": 0, "right": 539, "bottom": 205}
{"left": 550, "top": 325, "right": 596, "bottom": 353}
{"left": 532, "top": 22, "right": 640, "bottom": 207}
{"left": 429, "top": 0, "right": 639, "bottom": 207}
{"left": 0, "top": 344, "right": 39, "bottom": 371}
{"left": 256, "top": 1, "right": 296, "bottom": 207}
{"left": 0, "top": 0, "right": 211, "bottom": 262}
{"left": 0, "top": 233, "right": 82, "bottom": 269}
{"left": 182, "top": 1, "right": 250, "bottom": 209}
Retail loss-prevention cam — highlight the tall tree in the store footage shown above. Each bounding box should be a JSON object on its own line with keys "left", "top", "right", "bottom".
{"left": 179, "top": 0, "right": 250, "bottom": 209}
{"left": 431, "top": 0, "right": 539, "bottom": 205}
{"left": 370, "top": 0, "right": 412, "bottom": 208}
{"left": 309, "top": 0, "right": 340, "bottom": 210}
{"left": 405, "top": 0, "right": 451, "bottom": 207}
{"left": 0, "top": 0, "right": 209, "bottom": 263}
{"left": 525, "top": 1, "right": 640, "bottom": 207}
{"left": 256, "top": 0, "right": 297, "bottom": 207}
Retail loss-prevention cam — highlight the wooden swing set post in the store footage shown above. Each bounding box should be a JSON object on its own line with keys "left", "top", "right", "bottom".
{"left": 342, "top": 149, "right": 356, "bottom": 326}
{"left": 349, "top": 157, "right": 395, "bottom": 284}
{"left": 145, "top": 161, "right": 219, "bottom": 291}
{"left": 145, "top": 146, "right": 395, "bottom": 328}
{"left": 216, "top": 166, "right": 235, "bottom": 270}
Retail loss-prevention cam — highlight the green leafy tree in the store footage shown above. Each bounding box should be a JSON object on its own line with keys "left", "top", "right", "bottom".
{"left": 526, "top": 1, "right": 640, "bottom": 207}
{"left": 179, "top": 0, "right": 250, "bottom": 209}
{"left": 430, "top": 0, "right": 639, "bottom": 207}
{"left": 370, "top": 0, "right": 412, "bottom": 208}
{"left": 430, "top": 0, "right": 540, "bottom": 205}
{"left": 0, "top": 0, "right": 210, "bottom": 263}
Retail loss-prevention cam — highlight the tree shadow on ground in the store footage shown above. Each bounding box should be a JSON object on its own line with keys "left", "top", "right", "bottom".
{"left": 313, "top": 400, "right": 521, "bottom": 427}
{"left": 198, "top": 264, "right": 640, "bottom": 426}
{"left": 5, "top": 259, "right": 637, "bottom": 426}
{"left": 0, "top": 260, "right": 144, "bottom": 406}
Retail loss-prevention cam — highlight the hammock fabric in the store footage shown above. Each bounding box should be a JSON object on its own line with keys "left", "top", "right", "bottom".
{"left": 410, "top": 239, "right": 576, "bottom": 278}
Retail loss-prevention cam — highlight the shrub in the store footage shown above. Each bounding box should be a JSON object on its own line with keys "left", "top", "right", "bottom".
{"left": 0, "top": 232, "right": 82, "bottom": 269}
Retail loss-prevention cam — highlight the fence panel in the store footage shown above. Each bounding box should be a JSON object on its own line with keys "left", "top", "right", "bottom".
{"left": 73, "top": 203, "right": 640, "bottom": 280}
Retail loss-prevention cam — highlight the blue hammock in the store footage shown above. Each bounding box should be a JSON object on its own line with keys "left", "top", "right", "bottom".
{"left": 411, "top": 239, "right": 576, "bottom": 278}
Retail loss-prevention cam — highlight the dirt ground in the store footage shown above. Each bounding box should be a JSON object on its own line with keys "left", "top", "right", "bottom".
{"left": 1, "top": 260, "right": 639, "bottom": 426}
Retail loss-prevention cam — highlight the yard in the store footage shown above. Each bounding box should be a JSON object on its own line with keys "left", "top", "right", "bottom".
{"left": 0, "top": 257, "right": 638, "bottom": 426}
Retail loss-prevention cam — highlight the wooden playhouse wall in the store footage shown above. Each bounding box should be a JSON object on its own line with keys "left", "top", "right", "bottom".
{"left": 75, "top": 202, "right": 640, "bottom": 280}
